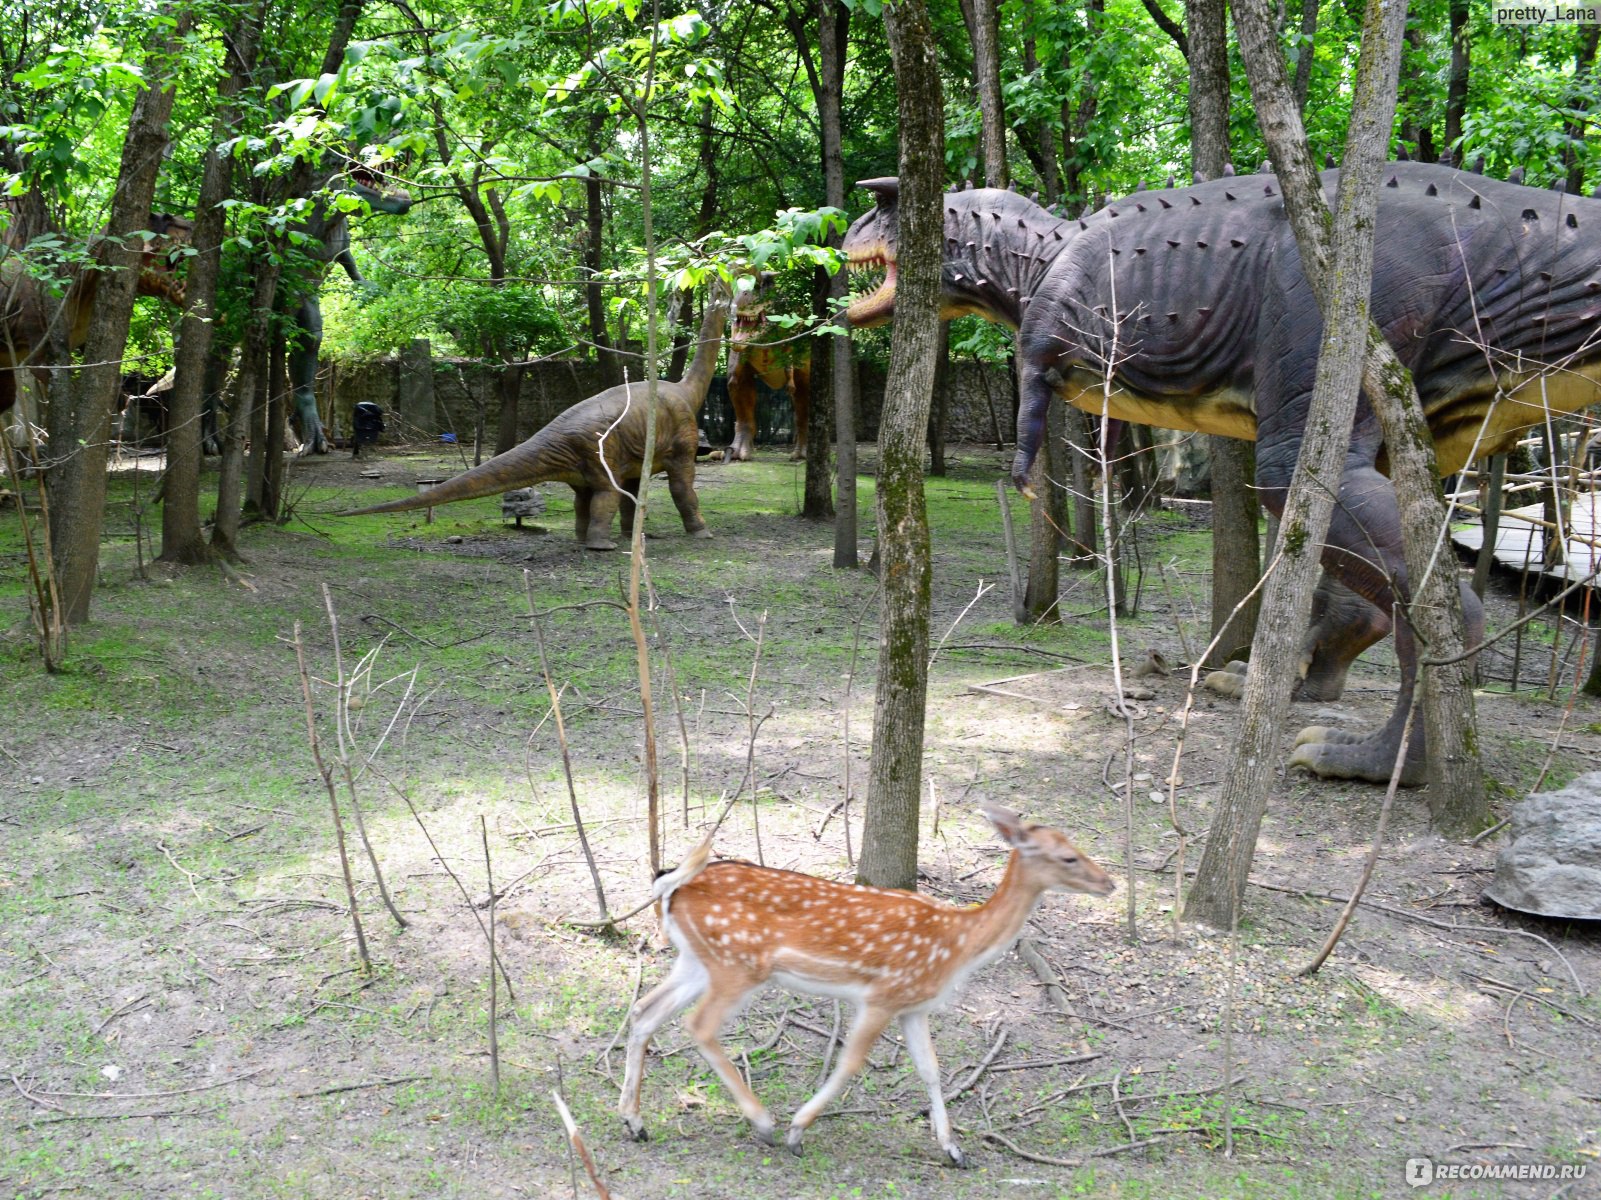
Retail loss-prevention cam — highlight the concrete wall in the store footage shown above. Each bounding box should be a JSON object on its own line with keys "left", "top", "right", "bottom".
{"left": 321, "top": 346, "right": 1017, "bottom": 447}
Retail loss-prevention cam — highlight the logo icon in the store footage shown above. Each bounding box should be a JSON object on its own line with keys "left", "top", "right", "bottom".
{"left": 1406, "top": 1158, "right": 1435, "bottom": 1188}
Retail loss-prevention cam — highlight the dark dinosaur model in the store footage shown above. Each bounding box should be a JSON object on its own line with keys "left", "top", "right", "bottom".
{"left": 284, "top": 165, "right": 412, "bottom": 455}
{"left": 346, "top": 284, "right": 731, "bottom": 549}
{"left": 1, "top": 209, "right": 193, "bottom": 422}
{"left": 843, "top": 163, "right": 1601, "bottom": 785}
{"left": 727, "top": 271, "right": 812, "bottom": 461}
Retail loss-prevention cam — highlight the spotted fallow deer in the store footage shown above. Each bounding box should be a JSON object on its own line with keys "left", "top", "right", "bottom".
{"left": 618, "top": 804, "right": 1115, "bottom": 1165}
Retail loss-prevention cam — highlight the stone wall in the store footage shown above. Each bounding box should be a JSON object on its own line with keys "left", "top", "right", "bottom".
{"left": 321, "top": 343, "right": 1017, "bottom": 448}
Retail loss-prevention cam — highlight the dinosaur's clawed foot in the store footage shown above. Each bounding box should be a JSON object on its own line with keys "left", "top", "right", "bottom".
{"left": 690, "top": 526, "right": 713, "bottom": 539}
{"left": 1202, "top": 660, "right": 1249, "bottom": 698}
{"left": 1288, "top": 726, "right": 1425, "bottom": 786}
{"left": 752, "top": 1116, "right": 777, "bottom": 1147}
{"left": 584, "top": 538, "right": 618, "bottom": 551}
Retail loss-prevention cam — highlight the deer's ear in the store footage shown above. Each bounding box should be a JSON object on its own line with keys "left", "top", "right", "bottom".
{"left": 980, "top": 804, "right": 1031, "bottom": 848}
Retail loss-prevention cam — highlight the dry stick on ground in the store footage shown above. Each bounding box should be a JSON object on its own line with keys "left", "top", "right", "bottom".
{"left": 481, "top": 814, "right": 500, "bottom": 1096}
{"left": 292, "top": 620, "right": 372, "bottom": 973}
{"left": 552, "top": 1090, "right": 613, "bottom": 1200}
{"left": 1299, "top": 694, "right": 1415, "bottom": 977}
{"left": 525, "top": 571, "right": 609, "bottom": 922}
{"left": 319, "top": 584, "right": 407, "bottom": 930}
{"left": 930, "top": 579, "right": 996, "bottom": 664}
{"left": 368, "top": 764, "right": 518, "bottom": 1003}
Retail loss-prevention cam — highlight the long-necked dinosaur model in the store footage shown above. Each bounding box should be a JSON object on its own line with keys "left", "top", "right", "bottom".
{"left": 1, "top": 208, "right": 193, "bottom": 420}
{"left": 727, "top": 271, "right": 811, "bottom": 461}
{"left": 345, "top": 283, "right": 731, "bottom": 550}
{"left": 843, "top": 163, "right": 1601, "bottom": 786}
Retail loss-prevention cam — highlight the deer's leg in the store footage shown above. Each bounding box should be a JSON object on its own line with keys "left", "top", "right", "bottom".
{"left": 786, "top": 1004, "right": 893, "bottom": 1156}
{"left": 618, "top": 955, "right": 708, "bottom": 1141}
{"left": 899, "top": 1011, "right": 964, "bottom": 1167}
{"left": 684, "top": 981, "right": 775, "bottom": 1144}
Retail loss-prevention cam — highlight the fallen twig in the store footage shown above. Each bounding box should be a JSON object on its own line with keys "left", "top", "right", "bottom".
{"left": 293, "top": 1074, "right": 427, "bottom": 1099}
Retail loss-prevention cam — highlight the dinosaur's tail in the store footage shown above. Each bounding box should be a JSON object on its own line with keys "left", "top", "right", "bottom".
{"left": 341, "top": 427, "right": 560, "bottom": 516}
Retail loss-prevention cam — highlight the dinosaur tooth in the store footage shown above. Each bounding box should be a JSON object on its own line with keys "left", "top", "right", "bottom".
{"left": 1158, "top": 197, "right": 1172, "bottom": 209}
{"left": 1263, "top": 184, "right": 1275, "bottom": 196}
{"left": 964, "top": 180, "right": 974, "bottom": 189}
{"left": 1509, "top": 167, "right": 1525, "bottom": 185}
{"left": 1398, "top": 145, "right": 1411, "bottom": 161}
{"left": 1552, "top": 180, "right": 1567, "bottom": 193}
{"left": 948, "top": 207, "right": 957, "bottom": 216}
{"left": 1190, "top": 196, "right": 1202, "bottom": 206}
{"left": 1136, "top": 203, "right": 1147, "bottom": 212}
{"left": 1079, "top": 220, "right": 1088, "bottom": 231}
{"left": 1587, "top": 281, "right": 1601, "bottom": 292}
{"left": 1523, "top": 209, "right": 1540, "bottom": 221}
{"left": 1109, "top": 208, "right": 1120, "bottom": 217}
{"left": 1167, "top": 312, "right": 1179, "bottom": 321}
{"left": 1135, "top": 246, "right": 1147, "bottom": 255}
{"left": 1472, "top": 155, "right": 1486, "bottom": 174}
{"left": 1231, "top": 238, "right": 1246, "bottom": 248}
{"left": 1194, "top": 170, "right": 1208, "bottom": 183}
{"left": 1386, "top": 175, "right": 1399, "bottom": 188}
{"left": 1224, "top": 163, "right": 1236, "bottom": 176}
{"left": 1469, "top": 194, "right": 1482, "bottom": 209}
{"left": 965, "top": 240, "right": 976, "bottom": 249}
{"left": 990, "top": 211, "right": 1001, "bottom": 221}
{"left": 1111, "top": 247, "right": 1121, "bottom": 255}
{"left": 1167, "top": 239, "right": 1181, "bottom": 248}
{"left": 1196, "top": 239, "right": 1209, "bottom": 249}
{"left": 1225, "top": 191, "right": 1236, "bottom": 201}
{"left": 1439, "top": 149, "right": 1455, "bottom": 167}
{"left": 1255, "top": 160, "right": 1269, "bottom": 174}
{"left": 1540, "top": 271, "right": 1554, "bottom": 281}
{"left": 1198, "top": 307, "right": 1213, "bottom": 316}
{"left": 1426, "top": 184, "right": 1438, "bottom": 196}
{"left": 1053, "top": 230, "right": 1063, "bottom": 240}
{"left": 1018, "top": 218, "right": 1027, "bottom": 228}
{"left": 1030, "top": 191, "right": 1040, "bottom": 203}
{"left": 1325, "top": 152, "right": 1336, "bottom": 168}
{"left": 1165, "top": 175, "right": 1176, "bottom": 189}
{"left": 1569, "top": 213, "right": 1580, "bottom": 229}
{"left": 1136, "top": 181, "right": 1148, "bottom": 191}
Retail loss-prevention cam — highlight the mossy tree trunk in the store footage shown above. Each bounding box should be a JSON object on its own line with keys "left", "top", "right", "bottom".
{"left": 1186, "top": 0, "right": 1407, "bottom": 928}
{"left": 856, "top": 0, "right": 943, "bottom": 892}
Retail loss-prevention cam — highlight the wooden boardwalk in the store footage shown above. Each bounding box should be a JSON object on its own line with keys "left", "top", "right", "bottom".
{"left": 1451, "top": 492, "right": 1601, "bottom": 586}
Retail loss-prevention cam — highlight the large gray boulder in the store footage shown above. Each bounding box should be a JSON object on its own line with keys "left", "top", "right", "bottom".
{"left": 1485, "top": 773, "right": 1601, "bottom": 919}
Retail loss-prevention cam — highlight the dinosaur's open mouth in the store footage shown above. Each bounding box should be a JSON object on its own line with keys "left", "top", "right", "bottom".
{"left": 845, "top": 246, "right": 896, "bottom": 328}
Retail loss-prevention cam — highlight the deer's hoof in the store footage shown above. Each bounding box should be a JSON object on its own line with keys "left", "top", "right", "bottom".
{"left": 752, "top": 1118, "right": 777, "bottom": 1147}
{"left": 944, "top": 1144, "right": 967, "bottom": 1169}
{"left": 622, "top": 1116, "right": 648, "bottom": 1143}
{"left": 785, "top": 1127, "right": 805, "bottom": 1158}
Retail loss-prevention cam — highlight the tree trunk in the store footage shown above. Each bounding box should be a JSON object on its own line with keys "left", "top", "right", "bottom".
{"left": 213, "top": 261, "right": 279, "bottom": 560}
{"left": 1187, "top": 0, "right": 1261, "bottom": 667}
{"left": 1024, "top": 399, "right": 1065, "bottom": 622}
{"left": 1292, "top": 0, "right": 1318, "bottom": 112}
{"left": 1208, "top": 438, "right": 1262, "bottom": 665}
{"left": 927, "top": 321, "right": 949, "bottom": 476}
{"left": 968, "top": 0, "right": 1006, "bottom": 188}
{"left": 1564, "top": 26, "right": 1600, "bottom": 195}
{"left": 263, "top": 334, "right": 288, "bottom": 518}
{"left": 1186, "top": 0, "right": 1409, "bottom": 928}
{"left": 160, "top": 1, "right": 261, "bottom": 566}
{"left": 48, "top": 7, "right": 190, "bottom": 624}
{"left": 586, "top": 110, "right": 623, "bottom": 390}
{"left": 1444, "top": 0, "right": 1469, "bottom": 154}
{"left": 804, "top": 263, "right": 835, "bottom": 519}
{"left": 818, "top": 0, "right": 858, "bottom": 567}
{"left": 857, "top": 0, "right": 944, "bottom": 892}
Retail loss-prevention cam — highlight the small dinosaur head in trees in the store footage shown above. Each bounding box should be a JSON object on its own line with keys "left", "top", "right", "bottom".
{"left": 135, "top": 213, "right": 195, "bottom": 307}
{"left": 340, "top": 165, "right": 413, "bottom": 216}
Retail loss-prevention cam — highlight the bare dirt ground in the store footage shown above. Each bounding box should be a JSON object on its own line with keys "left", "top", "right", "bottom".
{"left": 3, "top": 444, "right": 1599, "bottom": 1200}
